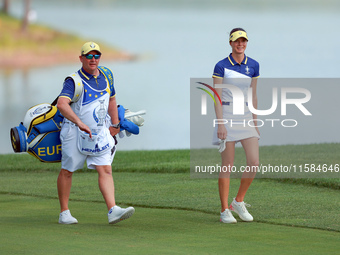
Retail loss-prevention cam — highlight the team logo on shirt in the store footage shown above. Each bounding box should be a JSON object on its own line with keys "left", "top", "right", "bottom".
{"left": 245, "top": 66, "right": 250, "bottom": 74}
{"left": 93, "top": 100, "right": 107, "bottom": 126}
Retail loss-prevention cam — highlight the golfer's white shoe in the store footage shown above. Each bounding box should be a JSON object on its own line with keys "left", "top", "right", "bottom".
{"left": 58, "top": 209, "right": 78, "bottom": 224}
{"left": 230, "top": 198, "right": 253, "bottom": 222}
{"left": 108, "top": 205, "right": 135, "bottom": 224}
{"left": 220, "top": 209, "right": 237, "bottom": 223}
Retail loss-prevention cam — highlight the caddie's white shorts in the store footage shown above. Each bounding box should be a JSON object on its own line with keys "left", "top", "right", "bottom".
{"left": 60, "top": 122, "right": 116, "bottom": 172}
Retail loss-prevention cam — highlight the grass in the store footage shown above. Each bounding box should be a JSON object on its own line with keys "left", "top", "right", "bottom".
{"left": 1, "top": 195, "right": 338, "bottom": 255}
{"left": 0, "top": 171, "right": 339, "bottom": 231}
{"left": 0, "top": 144, "right": 339, "bottom": 254}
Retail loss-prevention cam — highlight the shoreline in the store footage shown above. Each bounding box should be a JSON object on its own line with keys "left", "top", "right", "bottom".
{"left": 0, "top": 49, "right": 135, "bottom": 69}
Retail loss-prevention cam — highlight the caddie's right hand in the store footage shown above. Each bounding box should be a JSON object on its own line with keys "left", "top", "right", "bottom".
{"left": 109, "top": 126, "right": 120, "bottom": 137}
{"left": 78, "top": 122, "right": 92, "bottom": 138}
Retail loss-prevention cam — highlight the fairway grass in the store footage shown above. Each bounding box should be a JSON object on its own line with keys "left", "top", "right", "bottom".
{"left": 0, "top": 194, "right": 339, "bottom": 255}
{"left": 0, "top": 145, "right": 339, "bottom": 254}
{"left": 0, "top": 171, "right": 339, "bottom": 232}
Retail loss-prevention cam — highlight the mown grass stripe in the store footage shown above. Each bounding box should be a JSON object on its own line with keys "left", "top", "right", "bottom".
{"left": 1, "top": 190, "right": 339, "bottom": 234}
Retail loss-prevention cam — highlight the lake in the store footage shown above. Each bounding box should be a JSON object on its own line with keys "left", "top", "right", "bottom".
{"left": 1, "top": 0, "right": 339, "bottom": 154}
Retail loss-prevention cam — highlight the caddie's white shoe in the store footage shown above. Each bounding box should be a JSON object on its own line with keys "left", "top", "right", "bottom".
{"left": 108, "top": 205, "right": 135, "bottom": 224}
{"left": 58, "top": 209, "right": 78, "bottom": 224}
{"left": 220, "top": 209, "right": 237, "bottom": 223}
{"left": 230, "top": 198, "right": 253, "bottom": 222}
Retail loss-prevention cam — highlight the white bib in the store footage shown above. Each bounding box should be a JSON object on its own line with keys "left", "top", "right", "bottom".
{"left": 77, "top": 128, "right": 114, "bottom": 156}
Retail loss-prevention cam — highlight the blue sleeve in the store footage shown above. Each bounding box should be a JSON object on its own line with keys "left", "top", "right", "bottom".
{"left": 59, "top": 78, "right": 75, "bottom": 100}
{"left": 213, "top": 62, "right": 224, "bottom": 78}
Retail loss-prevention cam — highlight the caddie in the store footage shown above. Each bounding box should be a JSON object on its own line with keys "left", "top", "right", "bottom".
{"left": 56, "top": 41, "right": 134, "bottom": 224}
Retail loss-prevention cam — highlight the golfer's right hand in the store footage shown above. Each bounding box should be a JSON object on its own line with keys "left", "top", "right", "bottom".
{"left": 78, "top": 122, "right": 92, "bottom": 138}
{"left": 217, "top": 125, "right": 227, "bottom": 140}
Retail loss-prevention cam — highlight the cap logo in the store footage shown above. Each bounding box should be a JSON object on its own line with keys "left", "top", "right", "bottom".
{"left": 229, "top": 30, "right": 248, "bottom": 41}
{"left": 90, "top": 43, "right": 95, "bottom": 48}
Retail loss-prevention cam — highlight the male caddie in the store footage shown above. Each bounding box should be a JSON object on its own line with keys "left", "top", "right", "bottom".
{"left": 56, "top": 42, "right": 135, "bottom": 224}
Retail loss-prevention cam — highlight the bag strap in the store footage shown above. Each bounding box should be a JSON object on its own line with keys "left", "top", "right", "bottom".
{"left": 51, "top": 72, "right": 83, "bottom": 105}
{"left": 51, "top": 96, "right": 58, "bottom": 106}
{"left": 67, "top": 72, "right": 84, "bottom": 103}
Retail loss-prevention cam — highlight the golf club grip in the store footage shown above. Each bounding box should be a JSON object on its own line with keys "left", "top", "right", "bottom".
{"left": 125, "top": 110, "right": 146, "bottom": 118}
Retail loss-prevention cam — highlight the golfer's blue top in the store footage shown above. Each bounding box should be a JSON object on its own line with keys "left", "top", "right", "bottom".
{"left": 59, "top": 68, "right": 115, "bottom": 101}
{"left": 213, "top": 54, "right": 260, "bottom": 79}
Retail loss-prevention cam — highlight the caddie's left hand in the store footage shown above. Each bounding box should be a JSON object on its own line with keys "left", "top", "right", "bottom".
{"left": 109, "top": 126, "right": 120, "bottom": 137}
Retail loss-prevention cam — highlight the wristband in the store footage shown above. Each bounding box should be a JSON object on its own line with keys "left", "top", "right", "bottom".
{"left": 111, "top": 123, "right": 120, "bottom": 129}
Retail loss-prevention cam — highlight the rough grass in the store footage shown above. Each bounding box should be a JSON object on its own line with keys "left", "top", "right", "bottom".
{"left": 1, "top": 144, "right": 339, "bottom": 189}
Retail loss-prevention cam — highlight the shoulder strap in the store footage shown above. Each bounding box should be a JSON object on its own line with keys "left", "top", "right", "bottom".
{"left": 98, "top": 66, "right": 114, "bottom": 94}
{"left": 51, "top": 71, "right": 84, "bottom": 105}
{"left": 66, "top": 72, "right": 83, "bottom": 103}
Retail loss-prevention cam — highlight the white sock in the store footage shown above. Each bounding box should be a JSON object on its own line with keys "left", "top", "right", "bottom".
{"left": 234, "top": 199, "right": 242, "bottom": 204}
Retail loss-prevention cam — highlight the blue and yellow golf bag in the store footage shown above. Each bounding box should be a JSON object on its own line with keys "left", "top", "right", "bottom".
{"left": 10, "top": 103, "right": 64, "bottom": 162}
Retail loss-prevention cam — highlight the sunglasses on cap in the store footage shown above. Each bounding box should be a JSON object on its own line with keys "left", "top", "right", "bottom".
{"left": 83, "top": 54, "right": 101, "bottom": 59}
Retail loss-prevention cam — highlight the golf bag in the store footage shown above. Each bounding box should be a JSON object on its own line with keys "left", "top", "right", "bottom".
{"left": 10, "top": 103, "right": 145, "bottom": 163}
{"left": 10, "top": 103, "right": 64, "bottom": 162}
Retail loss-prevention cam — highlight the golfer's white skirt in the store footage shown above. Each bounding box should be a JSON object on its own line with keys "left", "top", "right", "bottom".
{"left": 212, "top": 104, "right": 260, "bottom": 145}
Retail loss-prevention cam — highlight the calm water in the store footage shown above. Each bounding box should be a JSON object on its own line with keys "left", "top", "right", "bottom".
{"left": 1, "top": 0, "right": 339, "bottom": 154}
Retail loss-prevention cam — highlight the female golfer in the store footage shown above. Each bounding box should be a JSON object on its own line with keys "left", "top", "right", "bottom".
{"left": 212, "top": 28, "right": 260, "bottom": 223}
